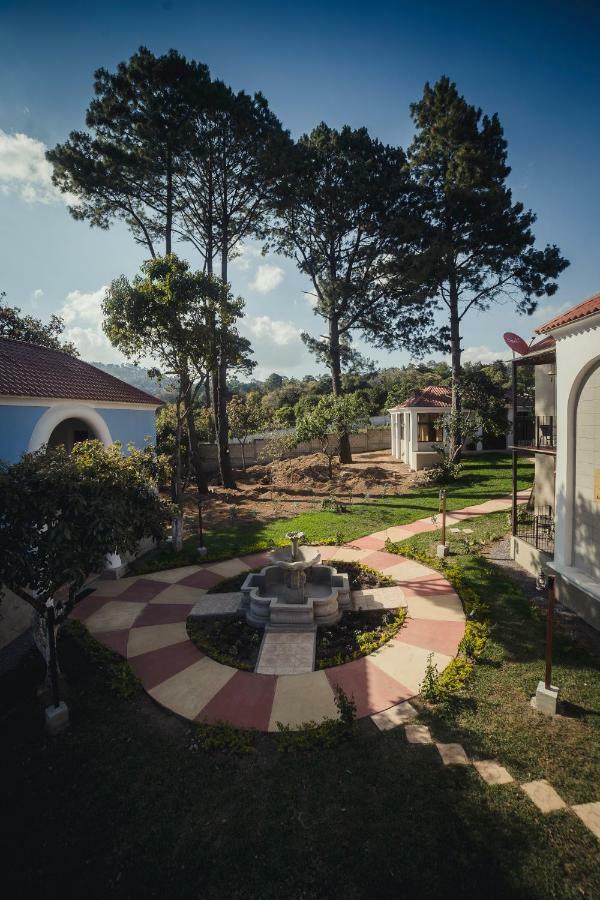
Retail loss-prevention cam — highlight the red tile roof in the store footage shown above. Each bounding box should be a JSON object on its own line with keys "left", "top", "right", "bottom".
{"left": 0, "top": 339, "right": 162, "bottom": 405}
{"left": 389, "top": 385, "right": 452, "bottom": 411}
{"left": 536, "top": 292, "right": 600, "bottom": 334}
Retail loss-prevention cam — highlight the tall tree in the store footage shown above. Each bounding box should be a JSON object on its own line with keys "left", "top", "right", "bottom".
{"left": 177, "top": 81, "right": 290, "bottom": 487}
{"left": 405, "top": 76, "right": 569, "bottom": 459}
{"left": 271, "top": 123, "right": 427, "bottom": 463}
{"left": 47, "top": 47, "right": 208, "bottom": 257}
{"left": 0, "top": 293, "right": 78, "bottom": 355}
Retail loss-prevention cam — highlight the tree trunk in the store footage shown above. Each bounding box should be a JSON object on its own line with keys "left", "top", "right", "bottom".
{"left": 240, "top": 441, "right": 246, "bottom": 471}
{"left": 214, "top": 219, "right": 235, "bottom": 488}
{"left": 216, "top": 353, "right": 235, "bottom": 487}
{"left": 181, "top": 371, "right": 208, "bottom": 495}
{"left": 165, "top": 150, "right": 173, "bottom": 255}
{"left": 449, "top": 277, "right": 463, "bottom": 463}
{"left": 329, "top": 315, "right": 352, "bottom": 464}
{"left": 172, "top": 392, "right": 185, "bottom": 551}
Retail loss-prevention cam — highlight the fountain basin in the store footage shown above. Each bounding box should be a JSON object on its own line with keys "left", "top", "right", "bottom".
{"left": 241, "top": 563, "right": 350, "bottom": 630}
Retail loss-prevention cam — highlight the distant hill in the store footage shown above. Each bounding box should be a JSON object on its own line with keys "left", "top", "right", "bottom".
{"left": 90, "top": 362, "right": 176, "bottom": 401}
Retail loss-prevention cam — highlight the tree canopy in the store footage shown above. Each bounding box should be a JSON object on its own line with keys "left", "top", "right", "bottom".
{"left": 271, "top": 122, "right": 429, "bottom": 461}
{"left": 0, "top": 441, "right": 169, "bottom": 614}
{"left": 403, "top": 76, "right": 568, "bottom": 456}
{"left": 0, "top": 292, "right": 78, "bottom": 355}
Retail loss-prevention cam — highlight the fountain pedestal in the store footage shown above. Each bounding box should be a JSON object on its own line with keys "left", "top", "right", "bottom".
{"left": 241, "top": 533, "right": 350, "bottom": 630}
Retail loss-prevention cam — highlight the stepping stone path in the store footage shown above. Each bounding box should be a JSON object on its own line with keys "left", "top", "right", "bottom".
{"left": 521, "top": 780, "right": 567, "bottom": 814}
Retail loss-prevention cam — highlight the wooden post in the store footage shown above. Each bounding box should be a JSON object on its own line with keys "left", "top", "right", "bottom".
{"left": 545, "top": 575, "right": 556, "bottom": 690}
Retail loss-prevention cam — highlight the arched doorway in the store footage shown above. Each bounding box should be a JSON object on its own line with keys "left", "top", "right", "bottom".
{"left": 572, "top": 359, "right": 600, "bottom": 580}
{"left": 47, "top": 417, "right": 97, "bottom": 453}
{"left": 28, "top": 403, "right": 113, "bottom": 453}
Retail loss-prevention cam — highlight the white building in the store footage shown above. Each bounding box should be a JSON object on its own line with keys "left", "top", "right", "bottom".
{"left": 389, "top": 386, "right": 452, "bottom": 471}
{"left": 511, "top": 292, "right": 600, "bottom": 630}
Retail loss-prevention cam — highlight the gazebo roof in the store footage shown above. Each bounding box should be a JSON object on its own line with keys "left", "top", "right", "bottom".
{"left": 389, "top": 385, "right": 452, "bottom": 411}
{"left": 0, "top": 339, "right": 162, "bottom": 406}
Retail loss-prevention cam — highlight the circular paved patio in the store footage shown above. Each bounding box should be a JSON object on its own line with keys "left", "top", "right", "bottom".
{"left": 71, "top": 541, "right": 466, "bottom": 731}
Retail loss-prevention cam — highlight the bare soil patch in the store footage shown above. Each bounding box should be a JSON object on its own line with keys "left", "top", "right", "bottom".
{"left": 178, "top": 450, "right": 418, "bottom": 533}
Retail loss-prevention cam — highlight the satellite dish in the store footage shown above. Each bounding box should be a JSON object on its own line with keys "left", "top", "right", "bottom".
{"left": 503, "top": 332, "right": 530, "bottom": 355}
{"left": 527, "top": 336, "right": 555, "bottom": 353}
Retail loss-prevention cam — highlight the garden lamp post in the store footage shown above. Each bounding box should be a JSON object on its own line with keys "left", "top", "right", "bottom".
{"left": 44, "top": 598, "right": 70, "bottom": 734}
{"left": 531, "top": 571, "right": 559, "bottom": 716}
{"left": 437, "top": 488, "right": 449, "bottom": 558}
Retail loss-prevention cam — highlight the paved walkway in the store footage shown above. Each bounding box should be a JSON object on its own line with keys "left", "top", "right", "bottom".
{"left": 72, "top": 492, "right": 525, "bottom": 731}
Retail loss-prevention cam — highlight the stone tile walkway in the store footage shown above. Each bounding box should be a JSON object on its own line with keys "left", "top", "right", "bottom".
{"left": 72, "top": 490, "right": 525, "bottom": 732}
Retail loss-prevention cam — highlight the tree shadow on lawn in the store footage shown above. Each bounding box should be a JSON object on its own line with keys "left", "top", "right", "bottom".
{"left": 3, "top": 654, "right": 597, "bottom": 900}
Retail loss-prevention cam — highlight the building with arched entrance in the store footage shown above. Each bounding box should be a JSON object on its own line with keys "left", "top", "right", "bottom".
{"left": 0, "top": 339, "right": 161, "bottom": 463}
{"left": 510, "top": 292, "right": 600, "bottom": 630}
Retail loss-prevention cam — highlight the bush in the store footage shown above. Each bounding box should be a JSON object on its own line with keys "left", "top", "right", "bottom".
{"left": 422, "top": 458, "right": 463, "bottom": 485}
{"left": 192, "top": 721, "right": 257, "bottom": 756}
{"left": 459, "top": 621, "right": 490, "bottom": 660}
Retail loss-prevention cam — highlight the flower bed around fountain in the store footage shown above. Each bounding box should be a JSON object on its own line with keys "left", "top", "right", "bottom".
{"left": 186, "top": 558, "right": 404, "bottom": 672}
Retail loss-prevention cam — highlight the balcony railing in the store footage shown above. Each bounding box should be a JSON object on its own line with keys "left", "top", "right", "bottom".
{"left": 514, "top": 415, "right": 556, "bottom": 450}
{"left": 514, "top": 509, "right": 555, "bottom": 555}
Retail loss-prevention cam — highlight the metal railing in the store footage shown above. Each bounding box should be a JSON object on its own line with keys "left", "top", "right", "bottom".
{"left": 514, "top": 415, "right": 556, "bottom": 450}
{"left": 514, "top": 509, "right": 555, "bottom": 554}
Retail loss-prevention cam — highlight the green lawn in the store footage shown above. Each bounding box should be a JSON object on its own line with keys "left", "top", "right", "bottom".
{"left": 2, "top": 603, "right": 599, "bottom": 900}
{"left": 388, "top": 512, "right": 600, "bottom": 806}
{"left": 3, "top": 492, "right": 600, "bottom": 898}
{"left": 135, "top": 453, "right": 533, "bottom": 572}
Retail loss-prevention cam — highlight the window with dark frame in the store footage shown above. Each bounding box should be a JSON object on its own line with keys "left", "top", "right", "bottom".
{"left": 417, "top": 413, "right": 443, "bottom": 443}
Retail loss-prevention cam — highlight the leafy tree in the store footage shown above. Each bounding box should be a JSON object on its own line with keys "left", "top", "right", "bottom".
{"left": 0, "top": 441, "right": 169, "bottom": 703}
{"left": 0, "top": 293, "right": 78, "bottom": 355}
{"left": 49, "top": 48, "right": 286, "bottom": 489}
{"left": 405, "top": 76, "right": 569, "bottom": 459}
{"left": 103, "top": 255, "right": 252, "bottom": 547}
{"left": 264, "top": 372, "right": 285, "bottom": 392}
{"left": 295, "top": 393, "right": 370, "bottom": 478}
{"left": 227, "top": 393, "right": 264, "bottom": 469}
{"left": 47, "top": 47, "right": 208, "bottom": 257}
{"left": 271, "top": 123, "right": 427, "bottom": 463}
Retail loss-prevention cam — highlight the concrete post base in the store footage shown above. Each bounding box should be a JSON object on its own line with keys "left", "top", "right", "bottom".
{"left": 436, "top": 544, "right": 450, "bottom": 558}
{"left": 45, "top": 701, "right": 69, "bottom": 735}
{"left": 531, "top": 680, "right": 559, "bottom": 717}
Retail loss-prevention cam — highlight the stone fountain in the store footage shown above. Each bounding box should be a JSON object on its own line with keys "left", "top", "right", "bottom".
{"left": 241, "top": 531, "right": 350, "bottom": 630}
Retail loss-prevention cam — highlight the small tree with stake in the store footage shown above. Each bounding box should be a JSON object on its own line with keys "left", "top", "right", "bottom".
{"left": 0, "top": 441, "right": 169, "bottom": 731}
{"left": 227, "top": 393, "right": 264, "bottom": 470}
{"left": 295, "top": 394, "right": 370, "bottom": 479}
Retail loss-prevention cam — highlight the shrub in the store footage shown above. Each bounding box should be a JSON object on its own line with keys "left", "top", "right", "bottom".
{"left": 192, "top": 721, "right": 257, "bottom": 756}
{"left": 420, "top": 652, "right": 439, "bottom": 700}
{"left": 459, "top": 621, "right": 490, "bottom": 660}
{"left": 422, "top": 458, "right": 463, "bottom": 485}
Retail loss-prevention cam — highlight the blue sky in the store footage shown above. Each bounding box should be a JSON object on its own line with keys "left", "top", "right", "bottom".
{"left": 0, "top": 0, "right": 598, "bottom": 379}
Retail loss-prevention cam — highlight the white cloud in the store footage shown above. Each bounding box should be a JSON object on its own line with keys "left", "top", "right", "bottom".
{"left": 56, "top": 285, "right": 124, "bottom": 364}
{"left": 60, "top": 285, "right": 108, "bottom": 326}
{"left": 460, "top": 345, "right": 508, "bottom": 364}
{"left": 245, "top": 315, "right": 300, "bottom": 345}
{"left": 32, "top": 288, "right": 44, "bottom": 301}
{"left": 232, "top": 242, "right": 263, "bottom": 271}
{"left": 249, "top": 263, "right": 284, "bottom": 294}
{"left": 0, "top": 129, "right": 70, "bottom": 204}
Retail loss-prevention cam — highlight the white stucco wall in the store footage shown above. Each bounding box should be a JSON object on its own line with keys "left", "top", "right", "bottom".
{"left": 549, "top": 311, "right": 600, "bottom": 627}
